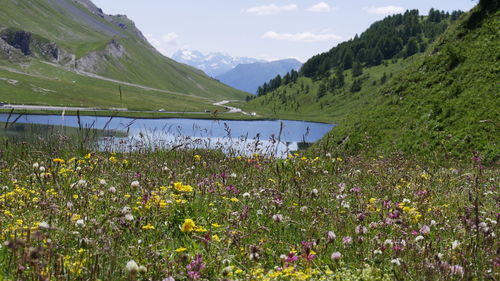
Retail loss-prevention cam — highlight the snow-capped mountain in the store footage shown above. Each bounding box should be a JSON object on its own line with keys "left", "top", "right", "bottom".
{"left": 172, "top": 49, "right": 265, "bottom": 77}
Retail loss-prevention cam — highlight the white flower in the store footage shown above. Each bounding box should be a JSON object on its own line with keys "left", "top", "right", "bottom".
{"left": 311, "top": 189, "right": 319, "bottom": 196}
{"left": 384, "top": 239, "right": 394, "bottom": 247}
{"left": 341, "top": 201, "right": 350, "bottom": 208}
{"left": 300, "top": 206, "right": 308, "bottom": 213}
{"left": 38, "top": 221, "right": 50, "bottom": 229}
{"left": 280, "top": 254, "right": 287, "bottom": 260}
{"left": 438, "top": 253, "right": 444, "bottom": 259}
{"left": 242, "top": 192, "right": 251, "bottom": 198}
{"left": 33, "top": 163, "right": 39, "bottom": 169}
{"left": 122, "top": 206, "right": 131, "bottom": 214}
{"left": 256, "top": 210, "right": 263, "bottom": 215}
{"left": 402, "top": 198, "right": 411, "bottom": 204}
{"left": 420, "top": 225, "right": 431, "bottom": 235}
{"left": 75, "top": 219, "right": 85, "bottom": 227}
{"left": 77, "top": 180, "right": 87, "bottom": 187}
{"left": 39, "top": 166, "right": 46, "bottom": 172}
{"left": 99, "top": 179, "right": 107, "bottom": 186}
{"left": 415, "top": 235, "right": 424, "bottom": 242}
{"left": 430, "top": 220, "right": 437, "bottom": 226}
{"left": 138, "top": 265, "right": 147, "bottom": 273}
{"left": 451, "top": 240, "right": 461, "bottom": 250}
{"left": 66, "top": 202, "right": 74, "bottom": 208}
{"left": 391, "top": 258, "right": 401, "bottom": 266}
{"left": 108, "top": 186, "right": 116, "bottom": 193}
{"left": 373, "top": 249, "right": 382, "bottom": 255}
{"left": 125, "top": 260, "right": 139, "bottom": 273}
{"left": 130, "top": 181, "right": 140, "bottom": 188}
{"left": 125, "top": 214, "right": 134, "bottom": 221}
{"left": 230, "top": 173, "right": 237, "bottom": 178}
{"left": 272, "top": 214, "right": 284, "bottom": 222}
{"left": 326, "top": 231, "right": 336, "bottom": 243}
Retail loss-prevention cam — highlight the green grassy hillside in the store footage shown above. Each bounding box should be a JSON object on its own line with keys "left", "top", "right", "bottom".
{"left": 0, "top": 0, "right": 247, "bottom": 110}
{"left": 318, "top": 6, "right": 499, "bottom": 163}
{"left": 240, "top": 58, "right": 413, "bottom": 123}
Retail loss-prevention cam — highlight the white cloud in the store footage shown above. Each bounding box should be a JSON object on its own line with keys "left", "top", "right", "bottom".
{"left": 145, "top": 33, "right": 162, "bottom": 48}
{"left": 162, "top": 32, "right": 179, "bottom": 46}
{"left": 366, "top": 5, "right": 405, "bottom": 15}
{"left": 144, "top": 32, "right": 185, "bottom": 57}
{"left": 263, "top": 31, "right": 341, "bottom": 42}
{"left": 246, "top": 4, "right": 298, "bottom": 16}
{"left": 308, "top": 2, "right": 332, "bottom": 13}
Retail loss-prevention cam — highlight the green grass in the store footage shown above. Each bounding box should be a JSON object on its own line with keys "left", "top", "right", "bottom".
{"left": 241, "top": 58, "right": 412, "bottom": 124}
{"left": 0, "top": 60, "right": 230, "bottom": 112}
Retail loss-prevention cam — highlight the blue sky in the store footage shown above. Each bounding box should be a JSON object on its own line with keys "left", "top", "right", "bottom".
{"left": 92, "top": 0, "right": 477, "bottom": 61}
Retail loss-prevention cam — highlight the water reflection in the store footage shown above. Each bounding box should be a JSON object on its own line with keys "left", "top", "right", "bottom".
{"left": 0, "top": 114, "right": 334, "bottom": 158}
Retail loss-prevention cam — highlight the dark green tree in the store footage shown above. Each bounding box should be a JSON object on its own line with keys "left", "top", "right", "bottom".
{"left": 352, "top": 61, "right": 363, "bottom": 77}
{"left": 405, "top": 37, "right": 419, "bottom": 58}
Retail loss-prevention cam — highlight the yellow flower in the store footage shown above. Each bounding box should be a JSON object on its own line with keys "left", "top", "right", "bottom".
{"left": 53, "top": 158, "right": 65, "bottom": 164}
{"left": 142, "top": 223, "right": 155, "bottom": 230}
{"left": 175, "top": 247, "right": 187, "bottom": 252}
{"left": 174, "top": 182, "right": 193, "bottom": 192}
{"left": 212, "top": 234, "right": 221, "bottom": 242}
{"left": 369, "top": 198, "right": 377, "bottom": 204}
{"left": 230, "top": 197, "right": 239, "bottom": 203}
{"left": 212, "top": 223, "right": 221, "bottom": 228}
{"left": 181, "top": 219, "right": 196, "bottom": 232}
{"left": 195, "top": 226, "right": 208, "bottom": 232}
{"left": 194, "top": 155, "right": 201, "bottom": 161}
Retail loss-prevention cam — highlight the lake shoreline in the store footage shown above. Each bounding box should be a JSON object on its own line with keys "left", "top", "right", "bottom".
{"left": 0, "top": 108, "right": 337, "bottom": 125}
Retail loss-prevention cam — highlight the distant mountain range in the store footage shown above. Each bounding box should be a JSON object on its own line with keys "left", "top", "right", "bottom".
{"left": 216, "top": 59, "right": 302, "bottom": 94}
{"left": 172, "top": 49, "right": 264, "bottom": 77}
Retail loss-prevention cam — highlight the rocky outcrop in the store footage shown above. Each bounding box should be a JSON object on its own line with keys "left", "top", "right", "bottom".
{"left": 1, "top": 30, "right": 32, "bottom": 55}
{"left": 0, "top": 29, "right": 75, "bottom": 64}
{"left": 75, "top": 39, "right": 125, "bottom": 73}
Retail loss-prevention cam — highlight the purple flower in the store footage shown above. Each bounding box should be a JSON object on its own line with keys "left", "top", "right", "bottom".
{"left": 450, "top": 265, "right": 464, "bottom": 277}
{"left": 342, "top": 236, "right": 353, "bottom": 245}
{"left": 350, "top": 187, "right": 361, "bottom": 193}
{"left": 331, "top": 252, "right": 342, "bottom": 260}
{"left": 420, "top": 225, "right": 430, "bottom": 235}
{"left": 187, "top": 271, "right": 201, "bottom": 280}
{"left": 285, "top": 252, "right": 298, "bottom": 263}
{"left": 226, "top": 184, "right": 240, "bottom": 194}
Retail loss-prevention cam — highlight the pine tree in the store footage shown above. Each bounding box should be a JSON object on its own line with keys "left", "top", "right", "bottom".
{"left": 352, "top": 61, "right": 363, "bottom": 77}
{"left": 336, "top": 66, "right": 345, "bottom": 88}
{"left": 405, "top": 37, "right": 419, "bottom": 58}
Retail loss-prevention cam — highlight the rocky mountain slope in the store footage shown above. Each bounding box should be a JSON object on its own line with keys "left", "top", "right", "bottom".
{"left": 0, "top": 0, "right": 247, "bottom": 110}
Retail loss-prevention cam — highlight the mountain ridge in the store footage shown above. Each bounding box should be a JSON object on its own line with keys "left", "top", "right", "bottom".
{"left": 216, "top": 58, "right": 302, "bottom": 94}
{"left": 172, "top": 49, "right": 265, "bottom": 77}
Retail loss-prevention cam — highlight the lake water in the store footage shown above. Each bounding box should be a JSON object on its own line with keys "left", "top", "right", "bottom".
{"left": 0, "top": 114, "right": 334, "bottom": 157}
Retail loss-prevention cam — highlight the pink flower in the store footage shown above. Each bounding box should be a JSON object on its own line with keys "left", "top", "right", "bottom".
{"left": 342, "top": 236, "right": 353, "bottom": 245}
{"left": 331, "top": 252, "right": 342, "bottom": 260}
{"left": 420, "top": 225, "right": 431, "bottom": 235}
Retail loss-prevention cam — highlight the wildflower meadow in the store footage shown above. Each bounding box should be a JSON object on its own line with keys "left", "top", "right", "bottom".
{"left": 0, "top": 135, "right": 498, "bottom": 280}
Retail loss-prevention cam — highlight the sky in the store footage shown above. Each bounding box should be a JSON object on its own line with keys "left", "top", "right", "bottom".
{"left": 91, "top": 0, "right": 477, "bottom": 62}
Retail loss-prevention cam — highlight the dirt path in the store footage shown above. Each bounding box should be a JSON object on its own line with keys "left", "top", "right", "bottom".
{"left": 213, "top": 100, "right": 251, "bottom": 115}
